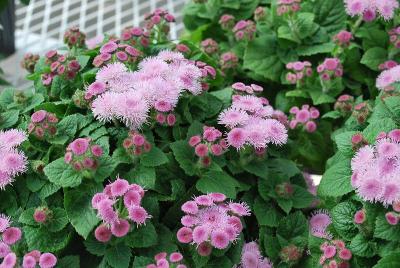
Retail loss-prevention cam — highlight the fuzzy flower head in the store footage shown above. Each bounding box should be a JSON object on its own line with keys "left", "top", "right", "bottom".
{"left": 289, "top": 105, "right": 319, "bottom": 133}
{"left": 238, "top": 242, "right": 273, "bottom": 268}
{"left": 65, "top": 138, "right": 103, "bottom": 173}
{"left": 177, "top": 193, "right": 250, "bottom": 255}
{"left": 344, "top": 0, "right": 399, "bottom": 21}
{"left": 0, "top": 129, "right": 27, "bottom": 190}
{"left": 309, "top": 210, "right": 332, "bottom": 239}
{"left": 351, "top": 130, "right": 400, "bottom": 205}
{"left": 233, "top": 20, "right": 256, "bottom": 41}
{"left": 376, "top": 64, "right": 400, "bottom": 91}
{"left": 92, "top": 177, "right": 150, "bottom": 241}
{"left": 285, "top": 61, "right": 312, "bottom": 84}
{"left": 201, "top": 38, "right": 219, "bottom": 55}
{"left": 146, "top": 252, "right": 186, "bottom": 268}
{"left": 333, "top": 30, "right": 353, "bottom": 47}
{"left": 379, "top": 60, "right": 398, "bottom": 71}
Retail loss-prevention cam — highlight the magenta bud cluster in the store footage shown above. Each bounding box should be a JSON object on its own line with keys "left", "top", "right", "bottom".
{"left": 189, "top": 126, "right": 227, "bottom": 167}
{"left": 389, "top": 27, "right": 400, "bottom": 48}
{"left": 175, "top": 43, "right": 191, "bottom": 54}
{"left": 144, "top": 8, "right": 175, "bottom": 34}
{"left": 120, "top": 26, "right": 150, "bottom": 48}
{"left": 319, "top": 240, "right": 352, "bottom": 268}
{"left": 219, "top": 14, "right": 235, "bottom": 30}
{"left": 146, "top": 252, "right": 186, "bottom": 268}
{"left": 254, "top": 6, "right": 266, "bottom": 21}
{"left": 232, "top": 82, "right": 264, "bottom": 95}
{"left": 42, "top": 50, "right": 80, "bottom": 86}
{"left": 285, "top": 61, "right": 312, "bottom": 84}
{"left": 33, "top": 207, "right": 52, "bottom": 224}
{"left": 64, "top": 138, "right": 103, "bottom": 172}
{"left": 277, "top": 0, "right": 301, "bottom": 16}
{"left": 177, "top": 193, "right": 250, "bottom": 256}
{"left": 334, "top": 94, "right": 354, "bottom": 115}
{"left": 333, "top": 30, "right": 353, "bottom": 47}
{"left": 351, "top": 102, "right": 370, "bottom": 124}
{"left": 219, "top": 52, "right": 239, "bottom": 71}
{"left": 317, "top": 58, "right": 343, "bottom": 81}
{"left": 379, "top": 60, "right": 398, "bottom": 71}
{"left": 289, "top": 104, "right": 319, "bottom": 133}
{"left": 93, "top": 40, "right": 143, "bottom": 68}
{"left": 92, "top": 177, "right": 151, "bottom": 242}
{"left": 122, "top": 131, "right": 152, "bottom": 156}
{"left": 201, "top": 38, "right": 219, "bottom": 55}
{"left": 63, "top": 26, "right": 86, "bottom": 48}
{"left": 28, "top": 110, "right": 58, "bottom": 139}
{"left": 20, "top": 53, "right": 39, "bottom": 74}
{"left": 232, "top": 20, "right": 256, "bottom": 41}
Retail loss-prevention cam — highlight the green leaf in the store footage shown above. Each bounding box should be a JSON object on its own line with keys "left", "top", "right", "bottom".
{"left": 253, "top": 196, "right": 281, "bottom": 227}
{"left": 23, "top": 226, "right": 71, "bottom": 252}
{"left": 331, "top": 202, "right": 358, "bottom": 240}
{"left": 23, "top": 94, "right": 45, "bottom": 112}
{"left": 105, "top": 244, "right": 131, "bottom": 268}
{"left": 243, "top": 158, "right": 268, "bottom": 179}
{"left": 322, "top": 110, "right": 342, "bottom": 119}
{"left": 297, "top": 43, "right": 336, "bottom": 56}
{"left": 44, "top": 158, "right": 83, "bottom": 187}
{"left": 243, "top": 34, "right": 283, "bottom": 82}
{"left": 0, "top": 110, "right": 19, "bottom": 129}
{"left": 94, "top": 155, "right": 116, "bottom": 183}
{"left": 318, "top": 161, "right": 352, "bottom": 197}
{"left": 132, "top": 257, "right": 154, "bottom": 268}
{"left": 84, "top": 236, "right": 107, "bottom": 256}
{"left": 196, "top": 170, "right": 240, "bottom": 199}
{"left": 170, "top": 140, "right": 197, "bottom": 176}
{"left": 124, "top": 223, "right": 158, "bottom": 248}
{"left": 0, "top": 88, "right": 15, "bottom": 108}
{"left": 38, "top": 182, "right": 61, "bottom": 199}
{"left": 384, "top": 96, "right": 400, "bottom": 119}
{"left": 47, "top": 208, "right": 69, "bottom": 232}
{"left": 374, "top": 252, "right": 400, "bottom": 268}
{"left": 310, "top": 0, "right": 346, "bottom": 34}
{"left": 128, "top": 166, "right": 156, "bottom": 189}
{"left": 57, "top": 256, "right": 80, "bottom": 268}
{"left": 140, "top": 146, "right": 168, "bottom": 167}
{"left": 292, "top": 185, "right": 314, "bottom": 209}
{"left": 64, "top": 184, "right": 101, "bottom": 239}
{"left": 363, "top": 118, "right": 397, "bottom": 143}
{"left": 268, "top": 159, "right": 300, "bottom": 178}
{"left": 294, "top": 12, "right": 319, "bottom": 39}
{"left": 77, "top": 55, "right": 91, "bottom": 69}
{"left": 277, "top": 211, "right": 308, "bottom": 240}
{"left": 361, "top": 47, "right": 387, "bottom": 71}
{"left": 349, "top": 233, "right": 377, "bottom": 257}
{"left": 277, "top": 198, "right": 293, "bottom": 214}
{"left": 375, "top": 214, "right": 400, "bottom": 241}
{"left": 334, "top": 131, "right": 357, "bottom": 157}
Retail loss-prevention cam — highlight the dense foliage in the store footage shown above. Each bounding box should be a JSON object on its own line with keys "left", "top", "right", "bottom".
{"left": 1, "top": 0, "right": 400, "bottom": 267}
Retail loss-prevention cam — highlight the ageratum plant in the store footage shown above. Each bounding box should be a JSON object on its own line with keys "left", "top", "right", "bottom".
{"left": 0, "top": 6, "right": 316, "bottom": 268}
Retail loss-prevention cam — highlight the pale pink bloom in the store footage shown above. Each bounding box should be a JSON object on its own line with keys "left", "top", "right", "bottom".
{"left": 309, "top": 210, "right": 332, "bottom": 239}
{"left": 0, "top": 129, "right": 27, "bottom": 150}
{"left": 127, "top": 205, "right": 150, "bottom": 225}
{"left": 1, "top": 252, "right": 17, "bottom": 268}
{"left": 2, "top": 227, "right": 22, "bottom": 245}
{"left": 111, "top": 218, "right": 130, "bottom": 237}
{"left": 218, "top": 108, "right": 249, "bottom": 128}
{"left": 110, "top": 178, "right": 130, "bottom": 197}
{"left": 95, "top": 224, "right": 112, "bottom": 242}
{"left": 227, "top": 128, "right": 248, "bottom": 149}
{"left": 354, "top": 210, "right": 366, "bottom": 224}
{"left": 0, "top": 242, "right": 10, "bottom": 258}
{"left": 39, "top": 253, "right": 57, "bottom": 268}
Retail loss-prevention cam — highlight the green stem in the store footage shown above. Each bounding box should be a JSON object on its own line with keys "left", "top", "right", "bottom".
{"left": 351, "top": 16, "right": 363, "bottom": 35}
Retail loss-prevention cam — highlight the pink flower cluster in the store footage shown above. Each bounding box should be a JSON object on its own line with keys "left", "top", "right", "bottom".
{"left": 64, "top": 138, "right": 103, "bottom": 172}
{"left": 219, "top": 14, "right": 235, "bottom": 30}
{"left": 0, "top": 214, "right": 57, "bottom": 268}
{"left": 277, "top": 0, "right": 301, "bottom": 16}
{"left": 174, "top": 43, "right": 191, "bottom": 54}
{"left": 121, "top": 26, "right": 150, "bottom": 48}
{"left": 389, "top": 27, "right": 400, "bottom": 48}
{"left": 376, "top": 65, "right": 400, "bottom": 91}
{"left": 220, "top": 52, "right": 239, "bottom": 71}
{"left": 41, "top": 50, "right": 80, "bottom": 86}
{"left": 0, "top": 129, "right": 27, "bottom": 189}
{"left": 189, "top": 126, "right": 228, "bottom": 167}
{"left": 285, "top": 61, "right": 312, "bottom": 84}
{"left": 88, "top": 51, "right": 209, "bottom": 129}
{"left": 177, "top": 193, "right": 250, "bottom": 255}
{"left": 92, "top": 177, "right": 151, "bottom": 242}
{"left": 351, "top": 129, "right": 400, "bottom": 205}
{"left": 344, "top": 0, "right": 399, "bottom": 21}
{"left": 237, "top": 242, "right": 273, "bottom": 268}
{"left": 309, "top": 210, "right": 332, "bottom": 239}
{"left": 289, "top": 105, "right": 319, "bottom": 133}
{"left": 122, "top": 131, "right": 152, "bottom": 156}
{"left": 333, "top": 30, "right": 353, "bottom": 47}
{"left": 231, "top": 82, "right": 264, "bottom": 95}
{"left": 201, "top": 38, "right": 219, "bottom": 55}
{"left": 233, "top": 20, "right": 256, "bottom": 41}
{"left": 20, "top": 53, "right": 39, "bottom": 74}
{"left": 92, "top": 40, "right": 142, "bottom": 67}
{"left": 144, "top": 8, "right": 175, "bottom": 33}
{"left": 218, "top": 83, "right": 288, "bottom": 150}
{"left": 334, "top": 95, "right": 354, "bottom": 115}
{"left": 379, "top": 60, "right": 398, "bottom": 71}
{"left": 317, "top": 58, "right": 343, "bottom": 81}
{"left": 146, "top": 252, "right": 186, "bottom": 268}
{"left": 63, "top": 26, "right": 86, "bottom": 48}
{"left": 319, "top": 240, "right": 352, "bottom": 268}
{"left": 28, "top": 110, "right": 58, "bottom": 139}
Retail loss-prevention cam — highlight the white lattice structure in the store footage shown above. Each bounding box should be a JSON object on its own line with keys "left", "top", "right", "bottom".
{"left": 3, "top": 0, "right": 188, "bottom": 86}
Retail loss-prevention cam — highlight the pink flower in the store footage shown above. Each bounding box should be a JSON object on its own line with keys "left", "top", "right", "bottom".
{"left": 385, "top": 212, "right": 399, "bottom": 225}
{"left": 310, "top": 210, "right": 332, "bottom": 239}
{"left": 227, "top": 128, "right": 248, "bottom": 149}
{"left": 124, "top": 190, "right": 142, "bottom": 207}
{"left": 177, "top": 227, "right": 193, "bottom": 243}
{"left": 338, "top": 248, "right": 352, "bottom": 260}
{"left": 2, "top": 227, "right": 22, "bottom": 245}
{"left": 195, "top": 195, "right": 214, "bottom": 206}
{"left": 169, "top": 252, "right": 183, "bottom": 263}
{"left": 195, "top": 144, "right": 208, "bottom": 157}
{"left": 0, "top": 214, "right": 11, "bottom": 232}
{"left": 91, "top": 145, "right": 103, "bottom": 157}
{"left": 110, "top": 178, "right": 130, "bottom": 197}
{"left": 210, "top": 230, "right": 229, "bottom": 249}
{"left": 218, "top": 108, "right": 249, "bottom": 128}
{"left": 31, "top": 110, "right": 47, "bottom": 123}
{"left": 100, "top": 41, "right": 118, "bottom": 54}
{"left": 95, "top": 224, "right": 112, "bottom": 242}
{"left": 229, "top": 202, "right": 251, "bottom": 216}
{"left": 39, "top": 253, "right": 57, "bottom": 268}
{"left": 111, "top": 218, "right": 130, "bottom": 237}
{"left": 128, "top": 206, "right": 150, "bottom": 225}
{"left": 189, "top": 136, "right": 201, "bottom": 147}
{"left": 23, "top": 254, "right": 37, "bottom": 268}
{"left": 323, "top": 245, "right": 336, "bottom": 259}
{"left": 69, "top": 138, "right": 89, "bottom": 155}
{"left": 1, "top": 252, "right": 17, "bottom": 268}
{"left": 197, "top": 242, "right": 212, "bottom": 256}
{"left": 354, "top": 210, "right": 366, "bottom": 224}
{"left": 0, "top": 242, "right": 10, "bottom": 258}
{"left": 33, "top": 208, "right": 47, "bottom": 223}
{"left": 181, "top": 201, "right": 198, "bottom": 214}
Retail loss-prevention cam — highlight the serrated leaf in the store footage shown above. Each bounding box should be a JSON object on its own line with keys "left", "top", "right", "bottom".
{"left": 334, "top": 131, "right": 357, "bottom": 157}
{"left": 170, "top": 140, "right": 197, "bottom": 176}
{"left": 361, "top": 47, "right": 387, "bottom": 71}
{"left": 318, "top": 161, "right": 352, "bottom": 197}
{"left": 196, "top": 170, "right": 240, "bottom": 198}
{"left": 23, "top": 226, "right": 71, "bottom": 252}
{"left": 94, "top": 155, "right": 116, "bottom": 183}
{"left": 349, "top": 233, "right": 377, "bottom": 257}
{"left": 44, "top": 158, "right": 83, "bottom": 187}
{"left": 375, "top": 214, "right": 400, "bottom": 241}
{"left": 277, "top": 211, "right": 308, "bottom": 240}
{"left": 292, "top": 185, "right": 314, "bottom": 209}
{"left": 84, "top": 236, "right": 107, "bottom": 256}
{"left": 373, "top": 252, "right": 400, "bottom": 268}
{"left": 124, "top": 223, "right": 157, "bottom": 248}
{"left": 64, "top": 184, "right": 101, "bottom": 239}
{"left": 253, "top": 196, "right": 281, "bottom": 227}
{"left": 129, "top": 166, "right": 156, "bottom": 189}
{"left": 105, "top": 244, "right": 131, "bottom": 268}
{"left": 331, "top": 202, "right": 358, "bottom": 240}
{"left": 140, "top": 146, "right": 168, "bottom": 167}
{"left": 0, "top": 110, "right": 19, "bottom": 129}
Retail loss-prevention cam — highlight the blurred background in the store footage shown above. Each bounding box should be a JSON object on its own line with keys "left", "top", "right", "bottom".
{"left": 0, "top": 0, "right": 188, "bottom": 87}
